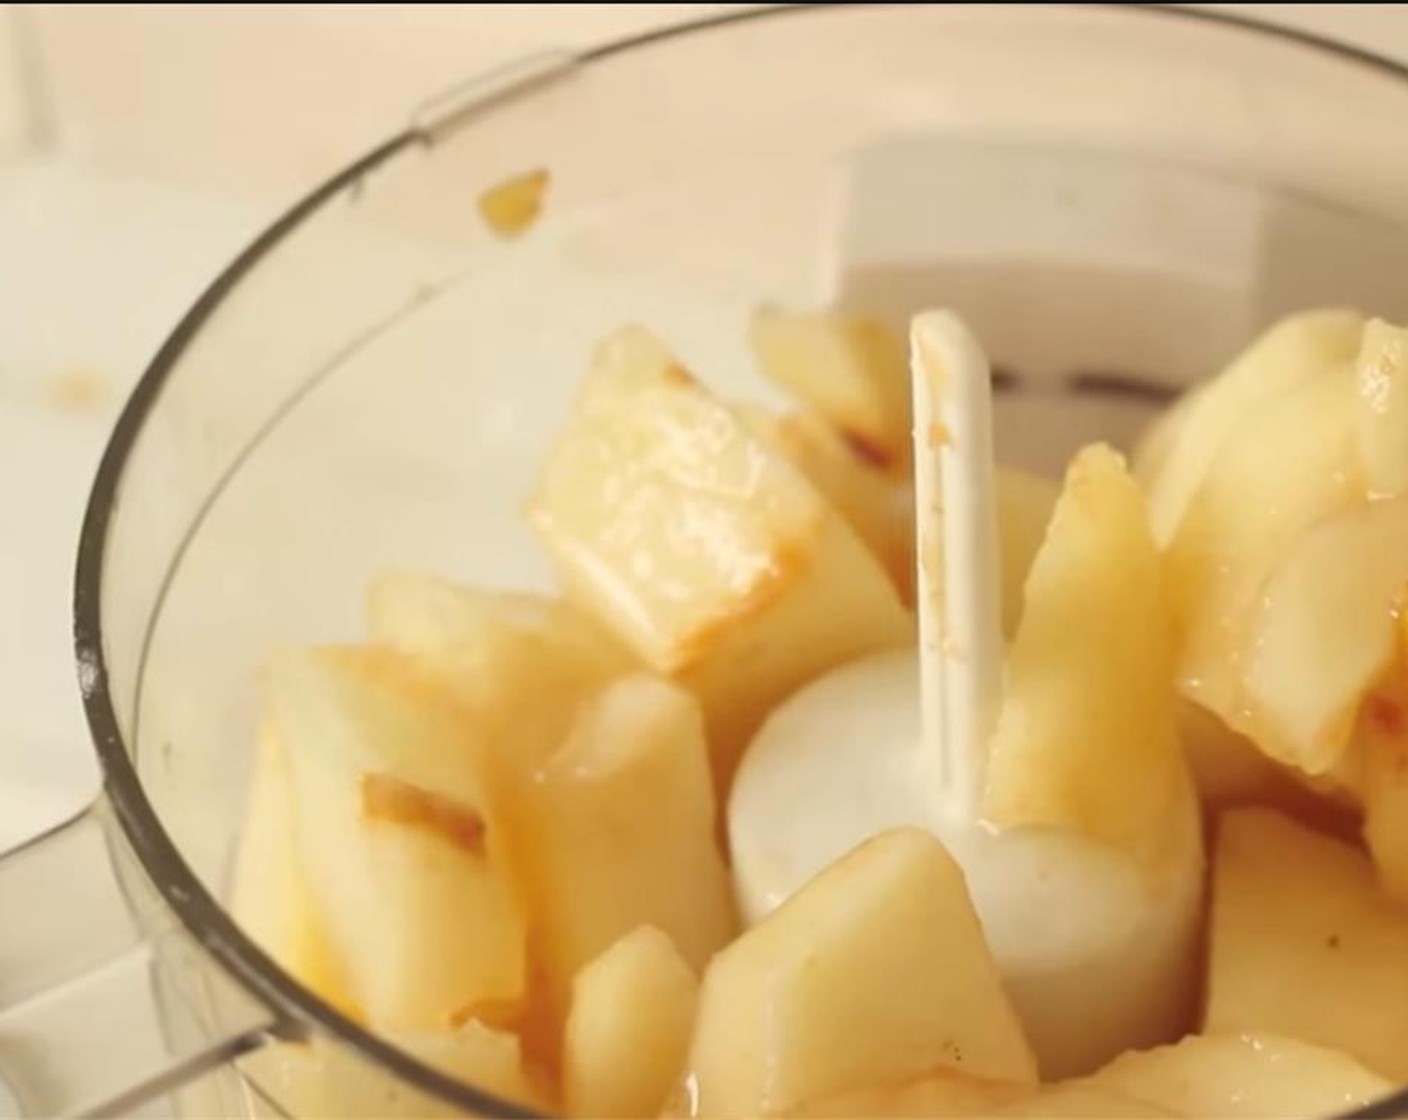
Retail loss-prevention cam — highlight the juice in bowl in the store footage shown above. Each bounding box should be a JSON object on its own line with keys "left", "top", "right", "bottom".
{"left": 4, "top": 6, "right": 1408, "bottom": 1119}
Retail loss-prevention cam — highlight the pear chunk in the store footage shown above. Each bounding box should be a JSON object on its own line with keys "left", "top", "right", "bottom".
{"left": 564, "top": 926, "right": 699, "bottom": 1119}
{"left": 1206, "top": 807, "right": 1408, "bottom": 1080}
{"left": 682, "top": 829, "right": 1036, "bottom": 1118}
{"left": 1088, "top": 1032, "right": 1391, "bottom": 1119}
{"left": 986, "top": 444, "right": 1194, "bottom": 865}
{"left": 263, "top": 646, "right": 525, "bottom": 1030}
{"left": 530, "top": 326, "right": 910, "bottom": 793}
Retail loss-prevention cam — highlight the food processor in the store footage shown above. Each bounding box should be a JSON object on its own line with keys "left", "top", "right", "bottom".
{"left": 3, "top": 4, "right": 1408, "bottom": 1117}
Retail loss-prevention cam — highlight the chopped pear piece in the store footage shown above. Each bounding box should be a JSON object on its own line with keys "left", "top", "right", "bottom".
{"left": 241, "top": 1020, "right": 551, "bottom": 1119}
{"left": 749, "top": 306, "right": 910, "bottom": 469}
{"left": 369, "top": 572, "right": 633, "bottom": 783}
{"left": 985, "top": 444, "right": 1193, "bottom": 865}
{"left": 1167, "top": 357, "right": 1362, "bottom": 731}
{"left": 767, "top": 409, "right": 916, "bottom": 603}
{"left": 1088, "top": 1032, "right": 1391, "bottom": 1119}
{"left": 1206, "top": 807, "right": 1408, "bottom": 1079}
{"left": 683, "top": 828, "right": 1037, "bottom": 1117}
{"left": 511, "top": 674, "right": 733, "bottom": 1032}
{"left": 992, "top": 467, "right": 1059, "bottom": 639}
{"left": 231, "top": 728, "right": 356, "bottom": 1017}
{"left": 564, "top": 926, "right": 699, "bottom": 1118}
{"left": 1364, "top": 768, "right": 1408, "bottom": 905}
{"left": 530, "top": 326, "right": 911, "bottom": 792}
{"left": 264, "top": 646, "right": 525, "bottom": 1030}
{"left": 792, "top": 1069, "right": 1167, "bottom": 1119}
{"left": 747, "top": 401, "right": 1056, "bottom": 629}
{"left": 1144, "top": 309, "right": 1363, "bottom": 542}
{"left": 1355, "top": 318, "right": 1408, "bottom": 497}
{"left": 1239, "top": 496, "right": 1408, "bottom": 774}
{"left": 389, "top": 1022, "right": 551, "bottom": 1115}
{"left": 788, "top": 1065, "right": 1031, "bottom": 1118}
{"left": 994, "top": 1081, "right": 1172, "bottom": 1118}
{"left": 1352, "top": 677, "right": 1408, "bottom": 903}
{"left": 1132, "top": 381, "right": 1204, "bottom": 490}
{"left": 369, "top": 573, "right": 633, "bottom": 708}
{"left": 1178, "top": 700, "right": 1358, "bottom": 835}
{"left": 236, "top": 1040, "right": 338, "bottom": 1120}
{"left": 319, "top": 1020, "right": 551, "bottom": 1118}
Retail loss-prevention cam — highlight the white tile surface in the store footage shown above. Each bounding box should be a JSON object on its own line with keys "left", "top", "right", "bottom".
{"left": 0, "top": 158, "right": 268, "bottom": 852}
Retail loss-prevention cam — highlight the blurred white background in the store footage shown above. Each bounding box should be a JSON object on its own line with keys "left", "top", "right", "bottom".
{"left": 2, "top": 3, "right": 1407, "bottom": 852}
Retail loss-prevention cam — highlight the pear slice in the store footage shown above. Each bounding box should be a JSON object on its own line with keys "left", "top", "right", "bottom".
{"left": 749, "top": 306, "right": 911, "bottom": 470}
{"left": 682, "top": 828, "right": 1037, "bottom": 1118}
{"left": 1358, "top": 668, "right": 1408, "bottom": 903}
{"left": 787, "top": 1065, "right": 1031, "bottom": 1119}
{"left": 564, "top": 926, "right": 699, "bottom": 1119}
{"left": 763, "top": 408, "right": 917, "bottom": 604}
{"left": 530, "top": 326, "right": 911, "bottom": 794}
{"left": 1177, "top": 699, "right": 1358, "bottom": 836}
{"left": 1355, "top": 317, "right": 1408, "bottom": 497}
{"left": 230, "top": 728, "right": 356, "bottom": 1017}
{"left": 741, "top": 404, "right": 1056, "bottom": 628}
{"left": 1087, "top": 1032, "right": 1391, "bottom": 1119}
{"left": 985, "top": 444, "right": 1193, "bottom": 866}
{"left": 368, "top": 573, "right": 633, "bottom": 711}
{"left": 368, "top": 572, "right": 633, "bottom": 794}
{"left": 509, "top": 674, "right": 734, "bottom": 1036}
{"left": 1237, "top": 496, "right": 1408, "bottom": 774}
{"left": 1144, "top": 308, "right": 1363, "bottom": 542}
{"left": 1206, "top": 807, "right": 1408, "bottom": 1080}
{"left": 264, "top": 646, "right": 525, "bottom": 1030}
{"left": 1167, "top": 355, "right": 1363, "bottom": 730}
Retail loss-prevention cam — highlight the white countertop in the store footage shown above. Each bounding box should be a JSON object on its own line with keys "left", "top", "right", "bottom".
{"left": 0, "top": 158, "right": 269, "bottom": 851}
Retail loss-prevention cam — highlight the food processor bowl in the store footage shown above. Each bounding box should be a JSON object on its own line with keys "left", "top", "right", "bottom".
{"left": 1, "top": 5, "right": 1408, "bottom": 1117}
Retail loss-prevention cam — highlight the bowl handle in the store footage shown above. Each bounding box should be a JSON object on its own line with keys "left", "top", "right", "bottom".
{"left": 0, "top": 796, "right": 275, "bottom": 1118}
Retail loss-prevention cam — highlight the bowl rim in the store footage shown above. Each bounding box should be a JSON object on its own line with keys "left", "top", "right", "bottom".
{"left": 71, "top": 4, "right": 1408, "bottom": 1117}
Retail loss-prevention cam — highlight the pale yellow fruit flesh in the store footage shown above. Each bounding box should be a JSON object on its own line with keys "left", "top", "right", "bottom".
{"left": 749, "top": 306, "right": 911, "bottom": 470}
{"left": 985, "top": 444, "right": 1191, "bottom": 866}
{"left": 530, "top": 326, "right": 911, "bottom": 795}
{"left": 1350, "top": 657, "right": 1408, "bottom": 904}
{"left": 1144, "top": 308, "right": 1364, "bottom": 543}
{"left": 743, "top": 400, "right": 1056, "bottom": 630}
{"left": 1206, "top": 807, "right": 1408, "bottom": 1080}
{"left": 509, "top": 673, "right": 734, "bottom": 1038}
{"left": 765, "top": 408, "right": 917, "bottom": 603}
{"left": 682, "top": 828, "right": 1037, "bottom": 1118}
{"left": 1086, "top": 1031, "right": 1391, "bottom": 1119}
{"left": 994, "top": 1082, "right": 1173, "bottom": 1117}
{"left": 564, "top": 925, "right": 699, "bottom": 1119}
{"left": 368, "top": 572, "right": 633, "bottom": 719}
{"left": 1167, "top": 359, "right": 1363, "bottom": 731}
{"left": 992, "top": 467, "right": 1060, "bottom": 640}
{"left": 1132, "top": 381, "right": 1204, "bottom": 490}
{"left": 1177, "top": 699, "right": 1359, "bottom": 836}
{"left": 318, "top": 1021, "right": 550, "bottom": 1118}
{"left": 1355, "top": 318, "right": 1408, "bottom": 498}
{"left": 367, "top": 571, "right": 634, "bottom": 817}
{"left": 230, "top": 728, "right": 356, "bottom": 1018}
{"left": 1237, "top": 496, "right": 1408, "bottom": 775}
{"left": 787, "top": 1065, "right": 1031, "bottom": 1118}
{"left": 263, "top": 646, "right": 526, "bottom": 1030}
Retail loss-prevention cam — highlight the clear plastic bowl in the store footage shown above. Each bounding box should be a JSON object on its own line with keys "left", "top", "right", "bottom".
{"left": 3, "top": 5, "right": 1408, "bottom": 1117}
